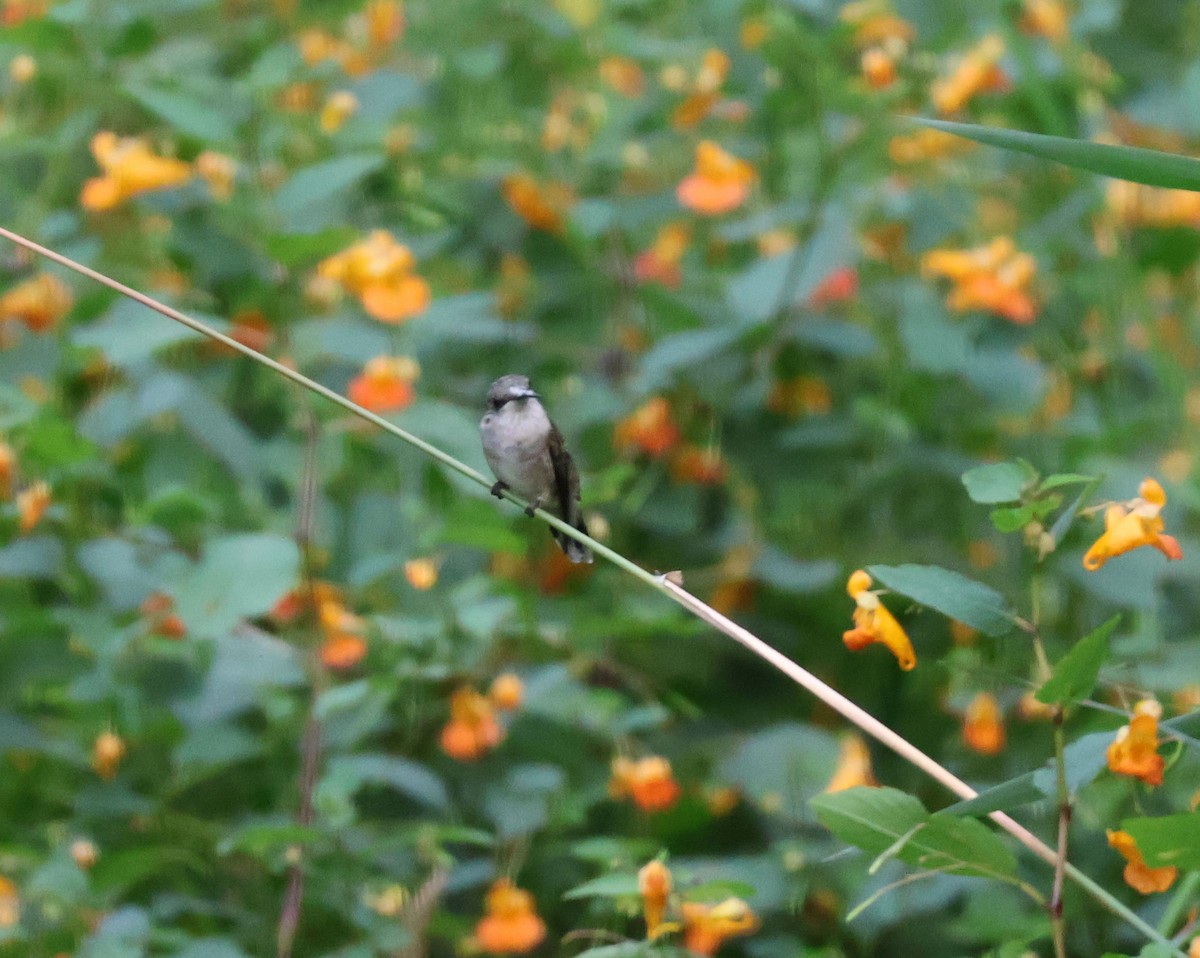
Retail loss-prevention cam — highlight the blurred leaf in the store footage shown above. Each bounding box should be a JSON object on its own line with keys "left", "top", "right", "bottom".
{"left": 563, "top": 872, "right": 641, "bottom": 900}
{"left": 72, "top": 298, "right": 196, "bottom": 367}
{"left": 752, "top": 547, "right": 839, "bottom": 594}
{"left": 867, "top": 564, "right": 1015, "bottom": 636}
{"left": 273, "top": 153, "right": 386, "bottom": 229}
{"left": 1039, "top": 473, "right": 1098, "bottom": 491}
{"left": 1032, "top": 731, "right": 1112, "bottom": 795}
{"left": 177, "top": 630, "right": 303, "bottom": 724}
{"left": 811, "top": 786, "right": 1016, "bottom": 878}
{"left": 322, "top": 754, "right": 449, "bottom": 810}
{"left": 940, "top": 773, "right": 1050, "bottom": 818}
{"left": 1035, "top": 616, "right": 1119, "bottom": 707}
{"left": 1120, "top": 813, "right": 1200, "bottom": 870}
{"left": 124, "top": 80, "right": 240, "bottom": 141}
{"left": 915, "top": 118, "right": 1200, "bottom": 191}
{"left": 683, "top": 879, "right": 758, "bottom": 902}
{"left": 717, "top": 724, "right": 840, "bottom": 821}
{"left": 962, "top": 462, "right": 1034, "bottom": 504}
{"left": 0, "top": 536, "right": 65, "bottom": 580}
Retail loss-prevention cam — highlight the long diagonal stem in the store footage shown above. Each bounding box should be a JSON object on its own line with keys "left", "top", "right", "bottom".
{"left": 0, "top": 225, "right": 1183, "bottom": 958}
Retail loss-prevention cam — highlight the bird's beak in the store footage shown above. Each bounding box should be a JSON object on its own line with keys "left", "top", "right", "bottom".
{"left": 517, "top": 388, "right": 540, "bottom": 400}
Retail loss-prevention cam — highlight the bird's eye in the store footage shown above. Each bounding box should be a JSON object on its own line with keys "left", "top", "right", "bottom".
{"left": 489, "top": 397, "right": 502, "bottom": 411}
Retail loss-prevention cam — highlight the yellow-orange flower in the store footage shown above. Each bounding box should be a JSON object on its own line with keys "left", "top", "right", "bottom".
{"left": 318, "top": 597, "right": 369, "bottom": 670}
{"left": 681, "top": 898, "right": 759, "bottom": 956}
{"left": 70, "top": 839, "right": 98, "bottom": 871}
{"left": 826, "top": 734, "right": 877, "bottom": 792}
{"left": 316, "top": 231, "right": 431, "bottom": 323}
{"left": 669, "top": 444, "right": 727, "bottom": 485}
{"left": 888, "top": 127, "right": 976, "bottom": 165}
{"left": 364, "top": 0, "right": 405, "bottom": 50}
{"left": 17, "top": 480, "right": 49, "bottom": 534}
{"left": 599, "top": 55, "right": 645, "bottom": 98}
{"left": 808, "top": 265, "right": 859, "bottom": 309}
{"left": 1083, "top": 478, "right": 1182, "bottom": 571}
{"left": 320, "top": 90, "right": 359, "bottom": 134}
{"left": 638, "top": 860, "right": 672, "bottom": 938}
{"left": 671, "top": 48, "right": 730, "bottom": 129}
{"left": 489, "top": 672, "right": 524, "bottom": 711}
{"left": 962, "top": 692, "right": 1006, "bottom": 755}
{"left": 677, "top": 141, "right": 755, "bottom": 216}
{"left": 1020, "top": 0, "right": 1069, "bottom": 43}
{"left": 80, "top": 131, "right": 192, "bottom": 211}
{"left": 195, "top": 150, "right": 237, "bottom": 201}
{"left": 440, "top": 687, "right": 504, "bottom": 761}
{"left": 930, "top": 35, "right": 1009, "bottom": 115}
{"left": 843, "top": 570, "right": 916, "bottom": 671}
{"left": 8, "top": 53, "right": 34, "bottom": 84}
{"left": 609, "top": 756, "right": 681, "bottom": 813}
{"left": 474, "top": 879, "right": 546, "bottom": 955}
{"left": 1108, "top": 829, "right": 1177, "bottom": 894}
{"left": 920, "top": 236, "right": 1037, "bottom": 324}
{"left": 0, "top": 273, "right": 73, "bottom": 333}
{"left": 633, "top": 223, "right": 690, "bottom": 289}
{"left": 404, "top": 557, "right": 438, "bottom": 591}
{"left": 614, "top": 397, "right": 680, "bottom": 458}
{"left": 347, "top": 355, "right": 419, "bottom": 413}
{"left": 861, "top": 47, "right": 897, "bottom": 89}
{"left": 1107, "top": 699, "right": 1165, "bottom": 787}
{"left": 502, "top": 172, "right": 575, "bottom": 233}
{"left": 93, "top": 730, "right": 126, "bottom": 780}
{"left": 0, "top": 442, "right": 13, "bottom": 500}
{"left": 1107, "top": 179, "right": 1200, "bottom": 229}
{"left": 0, "top": 874, "right": 16, "bottom": 928}
{"left": 2, "top": 0, "right": 48, "bottom": 26}
{"left": 840, "top": 0, "right": 915, "bottom": 49}
{"left": 767, "top": 376, "right": 832, "bottom": 418}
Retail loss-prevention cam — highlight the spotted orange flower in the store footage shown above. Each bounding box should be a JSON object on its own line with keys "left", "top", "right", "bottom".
{"left": 920, "top": 236, "right": 1037, "bottom": 324}
{"left": 80, "top": 132, "right": 192, "bottom": 212}
{"left": 0, "top": 273, "right": 73, "bottom": 333}
{"left": 1108, "top": 829, "right": 1177, "bottom": 894}
{"left": 93, "top": 730, "right": 126, "bottom": 780}
{"left": 860, "top": 47, "right": 897, "bottom": 89}
{"left": 318, "top": 599, "right": 369, "bottom": 671}
{"left": 1084, "top": 478, "right": 1181, "bottom": 571}
{"left": 1107, "top": 699, "right": 1165, "bottom": 787}
{"left": 670, "top": 444, "right": 727, "bottom": 485}
{"left": 196, "top": 150, "right": 237, "bottom": 201}
{"left": 614, "top": 397, "right": 680, "bottom": 458}
{"left": 677, "top": 141, "right": 755, "bottom": 216}
{"left": 489, "top": 673, "right": 524, "bottom": 711}
{"left": 139, "top": 592, "right": 186, "bottom": 640}
{"left": 599, "top": 55, "right": 645, "bottom": 98}
{"left": 474, "top": 879, "right": 546, "bottom": 955}
{"left": 363, "top": 0, "right": 405, "bottom": 50}
{"left": 930, "top": 34, "right": 1009, "bottom": 114}
{"left": 671, "top": 48, "right": 730, "bottom": 129}
{"left": 17, "top": 480, "right": 49, "bottom": 534}
{"left": 502, "top": 172, "right": 575, "bottom": 233}
{"left": 826, "top": 734, "right": 878, "bottom": 792}
{"left": 317, "top": 231, "right": 431, "bottom": 323}
{"left": 843, "top": 570, "right": 916, "bottom": 671}
{"left": 1020, "top": 0, "right": 1069, "bottom": 43}
{"left": 347, "top": 355, "right": 419, "bottom": 413}
{"left": 0, "top": 874, "right": 16, "bottom": 928}
{"left": 962, "top": 692, "right": 1006, "bottom": 755}
{"left": 609, "top": 756, "right": 681, "bottom": 813}
{"left": 440, "top": 686, "right": 504, "bottom": 761}
{"left": 633, "top": 223, "right": 690, "bottom": 289}
{"left": 404, "top": 557, "right": 438, "bottom": 591}
{"left": 681, "top": 898, "right": 760, "bottom": 956}
{"left": 639, "top": 860, "right": 672, "bottom": 938}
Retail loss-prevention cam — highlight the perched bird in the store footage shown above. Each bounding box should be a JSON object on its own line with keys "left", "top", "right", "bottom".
{"left": 480, "top": 375, "right": 592, "bottom": 564}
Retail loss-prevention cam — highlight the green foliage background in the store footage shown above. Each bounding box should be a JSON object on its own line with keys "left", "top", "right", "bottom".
{"left": 1, "top": 0, "right": 1200, "bottom": 956}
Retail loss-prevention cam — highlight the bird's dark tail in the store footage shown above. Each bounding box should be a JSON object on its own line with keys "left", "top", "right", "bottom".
{"left": 552, "top": 514, "right": 593, "bottom": 564}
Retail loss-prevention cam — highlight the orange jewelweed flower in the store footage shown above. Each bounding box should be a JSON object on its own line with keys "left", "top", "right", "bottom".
{"left": 808, "top": 265, "right": 859, "bottom": 308}
{"left": 826, "top": 734, "right": 878, "bottom": 792}
{"left": 614, "top": 397, "right": 680, "bottom": 458}
{"left": 317, "top": 231, "right": 431, "bottom": 323}
{"left": 489, "top": 672, "right": 524, "bottom": 711}
{"left": 0, "top": 442, "right": 13, "bottom": 500}
{"left": 843, "top": 570, "right": 916, "bottom": 671}
{"left": 364, "top": 0, "right": 405, "bottom": 50}
{"left": 920, "top": 236, "right": 1037, "bottom": 324}
{"left": 1084, "top": 478, "right": 1182, "bottom": 571}
{"left": 1108, "top": 829, "right": 1177, "bottom": 894}
{"left": 474, "top": 879, "right": 546, "bottom": 955}
{"left": 195, "top": 150, "right": 237, "bottom": 201}
{"left": 1107, "top": 179, "right": 1200, "bottom": 229}
{"left": 1020, "top": 0, "right": 1069, "bottom": 43}
{"left": 1107, "top": 699, "right": 1165, "bottom": 787}
{"left": 888, "top": 127, "right": 975, "bottom": 165}
{"left": 599, "top": 55, "right": 645, "bottom": 98}
{"left": 930, "top": 34, "right": 1009, "bottom": 115}
{"left": 502, "top": 172, "right": 575, "bottom": 233}
{"left": 70, "top": 838, "right": 99, "bottom": 871}
{"left": 347, "top": 355, "right": 419, "bottom": 413}
{"left": 681, "top": 898, "right": 760, "bottom": 956}
{"left": 767, "top": 375, "right": 832, "bottom": 418}
{"left": 638, "top": 860, "right": 672, "bottom": 938}
{"left": 320, "top": 90, "right": 359, "bottom": 134}
{"left": 609, "top": 756, "right": 682, "bottom": 813}
{"left": 962, "top": 692, "right": 1006, "bottom": 755}
{"left": 440, "top": 687, "right": 504, "bottom": 761}
{"left": 677, "top": 141, "right": 755, "bottom": 216}
{"left": 139, "top": 592, "right": 186, "bottom": 639}
{"left": 0, "top": 273, "right": 73, "bottom": 333}
{"left": 93, "top": 730, "right": 126, "bottom": 780}
{"left": 0, "top": 874, "right": 16, "bottom": 928}
{"left": 404, "top": 557, "right": 438, "bottom": 591}
{"left": 80, "top": 131, "right": 192, "bottom": 212}
{"left": 17, "top": 480, "right": 50, "bottom": 534}
{"left": 318, "top": 595, "right": 368, "bottom": 670}
{"left": 669, "top": 444, "right": 727, "bottom": 485}
{"left": 840, "top": 0, "right": 915, "bottom": 49}
{"left": 633, "top": 223, "right": 690, "bottom": 289}
{"left": 861, "top": 47, "right": 897, "bottom": 89}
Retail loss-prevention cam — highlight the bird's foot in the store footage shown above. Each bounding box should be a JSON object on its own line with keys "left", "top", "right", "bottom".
{"left": 524, "top": 496, "right": 543, "bottom": 518}
{"left": 490, "top": 480, "right": 509, "bottom": 499}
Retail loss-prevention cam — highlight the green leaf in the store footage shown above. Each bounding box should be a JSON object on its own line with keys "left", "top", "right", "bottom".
{"left": 563, "top": 872, "right": 641, "bottom": 900}
{"left": 273, "top": 153, "right": 386, "bottom": 227}
{"left": 811, "top": 786, "right": 1016, "bottom": 878}
{"left": 940, "top": 772, "right": 1050, "bottom": 818}
{"left": 867, "top": 564, "right": 1014, "bottom": 636}
{"left": 1036, "top": 616, "right": 1119, "bottom": 706}
{"left": 1039, "top": 472, "right": 1098, "bottom": 491}
{"left": 962, "top": 462, "right": 1034, "bottom": 504}
{"left": 913, "top": 118, "right": 1200, "bottom": 191}
{"left": 1120, "top": 814, "right": 1200, "bottom": 870}
{"left": 683, "top": 879, "right": 758, "bottom": 902}
{"left": 321, "top": 755, "right": 449, "bottom": 810}
{"left": 990, "top": 504, "right": 1038, "bottom": 533}
{"left": 124, "top": 81, "right": 239, "bottom": 141}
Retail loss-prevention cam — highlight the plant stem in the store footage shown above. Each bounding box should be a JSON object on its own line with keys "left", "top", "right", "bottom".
{"left": 1050, "top": 709, "right": 1070, "bottom": 958}
{"left": 0, "top": 225, "right": 1186, "bottom": 958}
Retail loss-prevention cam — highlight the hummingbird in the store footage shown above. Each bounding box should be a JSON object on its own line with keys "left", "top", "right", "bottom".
{"left": 480, "top": 375, "right": 593, "bottom": 564}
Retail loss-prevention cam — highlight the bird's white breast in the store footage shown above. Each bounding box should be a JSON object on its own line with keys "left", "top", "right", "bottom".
{"left": 480, "top": 399, "right": 555, "bottom": 500}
